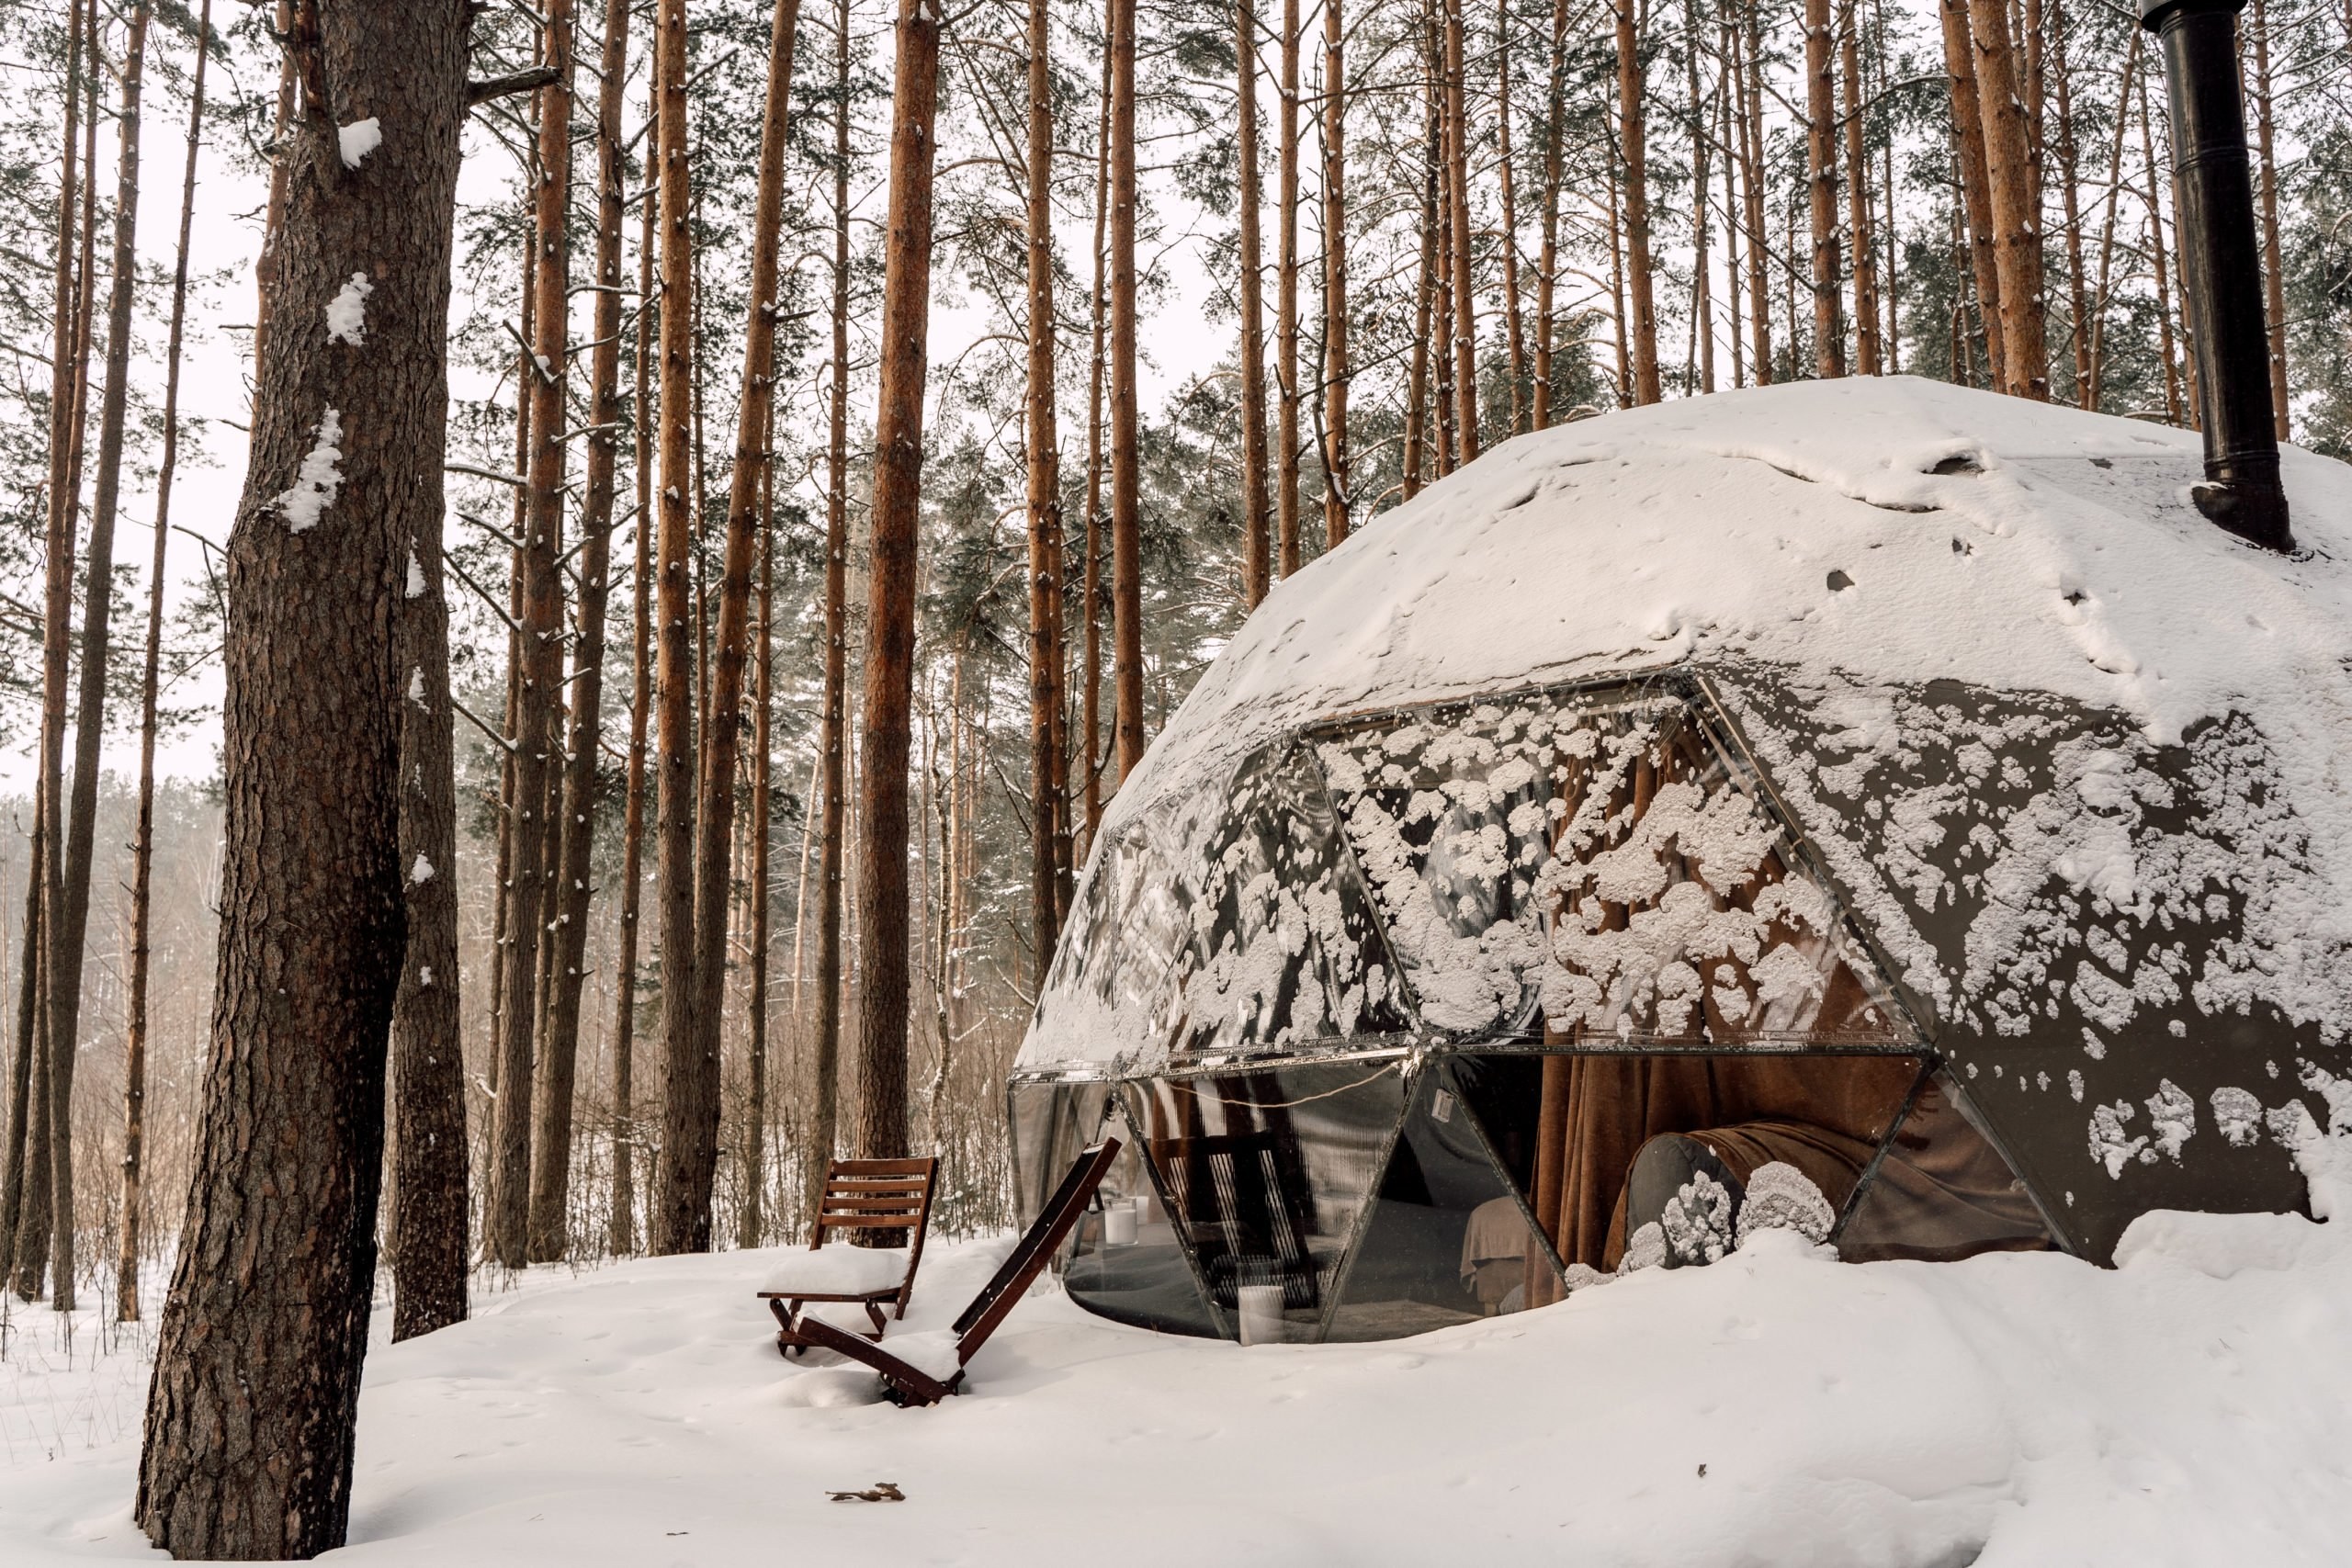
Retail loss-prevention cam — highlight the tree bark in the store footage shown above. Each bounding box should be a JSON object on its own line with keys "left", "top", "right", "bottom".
{"left": 678, "top": 0, "right": 804, "bottom": 1249}
{"left": 2049, "top": 0, "right": 2092, "bottom": 404}
{"left": 854, "top": 0, "right": 944, "bottom": 1162}
{"left": 1532, "top": 0, "right": 1567, "bottom": 426}
{"left": 0, "top": 807, "right": 43, "bottom": 1291}
{"left": 737, "top": 489, "right": 775, "bottom": 1247}
{"left": 1321, "top": 0, "right": 1351, "bottom": 546}
{"left": 650, "top": 0, "right": 707, "bottom": 1253}
{"left": 1237, "top": 0, "right": 1271, "bottom": 604}
{"left": 1025, "top": 0, "right": 1067, "bottom": 968}
{"left": 1613, "top": 0, "right": 1660, "bottom": 402}
{"left": 1494, "top": 13, "right": 1525, "bottom": 432}
{"left": 122, "top": 0, "right": 210, "bottom": 1326}
{"left": 1966, "top": 0, "right": 2047, "bottom": 398}
{"left": 1736, "top": 6, "right": 1772, "bottom": 383}
{"left": 1689, "top": 0, "right": 1715, "bottom": 392}
{"left": 2138, "top": 67, "right": 2185, "bottom": 426}
{"left": 1275, "top": 0, "right": 1303, "bottom": 576}
{"left": 528, "top": 0, "right": 637, "bottom": 1263}
{"left": 1080, "top": 36, "right": 1111, "bottom": 859}
{"left": 808, "top": 0, "right": 854, "bottom": 1216}
{"left": 491, "top": 0, "right": 575, "bottom": 1266}
{"left": 1804, "top": 0, "right": 1847, "bottom": 377}
{"left": 1109, "top": 0, "right": 1147, "bottom": 781}
{"left": 136, "top": 5, "right": 470, "bottom": 1551}
{"left": 1939, "top": 0, "right": 2006, "bottom": 392}
{"left": 50, "top": 0, "right": 150, "bottom": 1315}
{"left": 2248, "top": 0, "right": 2289, "bottom": 438}
{"left": 1839, "top": 0, "right": 1879, "bottom": 377}
{"left": 1442, "top": 0, "right": 1480, "bottom": 452}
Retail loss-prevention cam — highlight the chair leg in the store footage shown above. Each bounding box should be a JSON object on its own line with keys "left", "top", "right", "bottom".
{"left": 865, "top": 1300, "right": 888, "bottom": 1337}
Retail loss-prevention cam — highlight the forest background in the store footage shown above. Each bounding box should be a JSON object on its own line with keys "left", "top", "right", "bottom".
{"left": 0, "top": 0, "right": 2347, "bottom": 1329}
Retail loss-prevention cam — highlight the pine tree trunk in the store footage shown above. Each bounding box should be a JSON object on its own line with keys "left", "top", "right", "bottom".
{"left": 528, "top": 0, "right": 639, "bottom": 1263}
{"left": 737, "top": 498, "right": 775, "bottom": 1247}
{"left": 1080, "top": 37, "right": 1111, "bottom": 859}
{"left": 1109, "top": 0, "right": 1147, "bottom": 781}
{"left": 135, "top": 6, "right": 470, "bottom": 1551}
{"left": 2248, "top": 0, "right": 2289, "bottom": 438}
{"left": 681, "top": 0, "right": 804, "bottom": 1249}
{"left": 1737, "top": 6, "right": 1773, "bottom": 383}
{"left": 1966, "top": 0, "right": 2047, "bottom": 398}
{"left": 492, "top": 0, "right": 577, "bottom": 1266}
{"left": 1026, "top": 0, "right": 1066, "bottom": 967}
{"left": 2049, "top": 0, "right": 2091, "bottom": 405}
{"left": 650, "top": 0, "right": 707, "bottom": 1253}
{"left": 2087, "top": 36, "right": 2142, "bottom": 408}
{"left": 121, "top": 0, "right": 209, "bottom": 1325}
{"left": 854, "top": 0, "right": 944, "bottom": 1163}
{"left": 1494, "top": 14, "right": 1526, "bottom": 432}
{"left": 808, "top": 0, "right": 853, "bottom": 1217}
{"left": 1276, "top": 0, "right": 1302, "bottom": 577}
{"left": 2137, "top": 67, "right": 2185, "bottom": 425}
{"left": 611, "top": 70, "right": 663, "bottom": 1259}
{"left": 251, "top": 2, "right": 296, "bottom": 374}
{"left": 1804, "top": 0, "right": 1846, "bottom": 377}
{"left": 1532, "top": 0, "right": 1567, "bottom": 426}
{"left": 50, "top": 0, "right": 146, "bottom": 1315}
{"left": 1442, "top": 0, "right": 1479, "bottom": 453}
{"left": 1939, "top": 0, "right": 2007, "bottom": 392}
{"left": 1237, "top": 0, "right": 1272, "bottom": 604}
{"left": 1689, "top": 0, "right": 1715, "bottom": 393}
{"left": 0, "top": 808, "right": 43, "bottom": 1289}
{"left": 1844, "top": 0, "right": 1891, "bottom": 380}
{"left": 1322, "top": 0, "right": 1351, "bottom": 545}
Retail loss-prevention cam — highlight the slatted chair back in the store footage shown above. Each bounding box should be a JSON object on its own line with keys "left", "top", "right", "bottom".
{"left": 947, "top": 1139, "right": 1122, "bottom": 1360}
{"left": 1153, "top": 1132, "right": 1319, "bottom": 1307}
{"left": 808, "top": 1156, "right": 939, "bottom": 1255}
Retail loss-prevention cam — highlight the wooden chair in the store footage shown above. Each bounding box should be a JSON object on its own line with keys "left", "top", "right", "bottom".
{"left": 791, "top": 1139, "right": 1122, "bottom": 1406}
{"left": 756, "top": 1156, "right": 938, "bottom": 1355}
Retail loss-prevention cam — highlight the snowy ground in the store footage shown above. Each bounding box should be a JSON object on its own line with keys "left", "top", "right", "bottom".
{"left": 7, "top": 1149, "right": 2352, "bottom": 1566}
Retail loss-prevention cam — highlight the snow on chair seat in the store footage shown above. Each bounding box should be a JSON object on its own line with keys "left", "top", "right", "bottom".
{"left": 757, "top": 1156, "right": 938, "bottom": 1352}
{"left": 757, "top": 1247, "right": 914, "bottom": 1298}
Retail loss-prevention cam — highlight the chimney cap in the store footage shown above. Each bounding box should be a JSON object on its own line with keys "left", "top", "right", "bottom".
{"left": 2138, "top": 0, "right": 2246, "bottom": 31}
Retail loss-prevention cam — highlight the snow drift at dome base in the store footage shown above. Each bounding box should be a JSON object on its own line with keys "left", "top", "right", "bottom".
{"left": 11, "top": 1137, "right": 2352, "bottom": 1564}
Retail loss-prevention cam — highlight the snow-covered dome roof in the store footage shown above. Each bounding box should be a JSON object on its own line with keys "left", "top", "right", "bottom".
{"left": 1019, "top": 378, "right": 2352, "bottom": 1260}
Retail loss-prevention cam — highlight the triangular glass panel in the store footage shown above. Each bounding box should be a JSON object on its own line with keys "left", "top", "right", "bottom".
{"left": 1129, "top": 1061, "right": 1405, "bottom": 1343}
{"left": 1056, "top": 1090, "right": 1224, "bottom": 1337}
{"left": 1325, "top": 1062, "right": 1565, "bottom": 1341}
{"left": 1836, "top": 1069, "right": 2058, "bottom": 1262}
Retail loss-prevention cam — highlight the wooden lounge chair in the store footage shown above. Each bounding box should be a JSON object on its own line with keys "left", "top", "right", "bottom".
{"left": 757, "top": 1156, "right": 939, "bottom": 1354}
{"left": 791, "top": 1139, "right": 1122, "bottom": 1406}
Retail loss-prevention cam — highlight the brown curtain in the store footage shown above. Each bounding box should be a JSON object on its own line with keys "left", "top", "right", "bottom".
{"left": 1530, "top": 1052, "right": 1918, "bottom": 1283}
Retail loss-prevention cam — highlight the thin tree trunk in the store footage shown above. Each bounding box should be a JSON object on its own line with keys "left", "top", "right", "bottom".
{"left": 136, "top": 6, "right": 470, "bottom": 1550}
{"left": 1322, "top": 0, "right": 1351, "bottom": 545}
{"left": 612, "top": 61, "right": 663, "bottom": 1260}
{"left": 650, "top": 0, "right": 707, "bottom": 1253}
{"left": 736, "top": 489, "right": 775, "bottom": 1248}
{"left": 808, "top": 0, "right": 853, "bottom": 1216}
{"left": 1737, "top": 5, "right": 1772, "bottom": 383}
{"left": 1276, "top": 0, "right": 1303, "bottom": 576}
{"left": 682, "top": 0, "right": 804, "bottom": 1249}
{"left": 1804, "top": 0, "right": 1846, "bottom": 378}
{"left": 123, "top": 0, "right": 209, "bottom": 1326}
{"left": 854, "top": 0, "right": 944, "bottom": 1162}
{"left": 1443, "top": 0, "right": 1480, "bottom": 452}
{"left": 492, "top": 0, "right": 576, "bottom": 1266}
{"left": 1842, "top": 0, "right": 1881, "bottom": 376}
{"left": 1967, "top": 0, "right": 2047, "bottom": 398}
{"left": 2087, "top": 35, "right": 2142, "bottom": 408}
{"left": 1238, "top": 0, "right": 1272, "bottom": 604}
{"left": 1939, "top": 0, "right": 2006, "bottom": 393}
{"left": 0, "top": 807, "right": 44, "bottom": 1291}
{"left": 51, "top": 0, "right": 151, "bottom": 1315}
{"left": 1690, "top": 0, "right": 1715, "bottom": 393}
{"left": 2048, "top": 0, "right": 2090, "bottom": 404}
{"left": 251, "top": 2, "right": 296, "bottom": 376}
{"left": 1495, "top": 11, "right": 1525, "bottom": 432}
{"left": 2248, "top": 0, "right": 2289, "bottom": 438}
{"left": 2137, "top": 65, "right": 2184, "bottom": 424}
{"left": 1025, "top": 0, "right": 1066, "bottom": 965}
{"left": 1080, "top": 37, "right": 1111, "bottom": 859}
{"left": 528, "top": 0, "right": 638, "bottom": 1262}
{"left": 1532, "top": 0, "right": 1567, "bottom": 426}
{"left": 1109, "top": 0, "right": 1148, "bottom": 780}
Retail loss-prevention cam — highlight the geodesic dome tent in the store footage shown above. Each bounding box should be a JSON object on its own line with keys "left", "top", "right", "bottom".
{"left": 1008, "top": 377, "right": 2352, "bottom": 1345}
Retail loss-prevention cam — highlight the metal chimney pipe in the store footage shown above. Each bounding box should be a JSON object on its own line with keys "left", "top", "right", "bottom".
{"left": 2139, "top": 0, "right": 2294, "bottom": 553}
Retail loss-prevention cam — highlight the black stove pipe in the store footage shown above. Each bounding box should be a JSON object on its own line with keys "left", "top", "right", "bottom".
{"left": 2140, "top": 0, "right": 2294, "bottom": 553}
